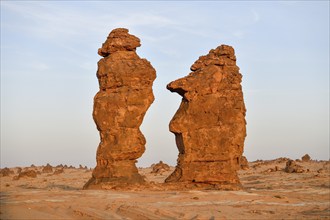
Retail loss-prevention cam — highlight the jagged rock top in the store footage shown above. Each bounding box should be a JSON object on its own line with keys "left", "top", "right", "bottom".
{"left": 190, "top": 45, "right": 236, "bottom": 71}
{"left": 98, "top": 28, "right": 141, "bottom": 57}
{"left": 167, "top": 44, "right": 241, "bottom": 102}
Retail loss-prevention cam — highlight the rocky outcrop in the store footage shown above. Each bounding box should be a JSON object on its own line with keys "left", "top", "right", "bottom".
{"left": 84, "top": 28, "right": 156, "bottom": 189}
{"left": 42, "top": 164, "right": 53, "bottom": 173}
{"left": 14, "top": 170, "right": 37, "bottom": 180}
{"left": 301, "top": 154, "right": 311, "bottom": 162}
{"left": 0, "top": 167, "right": 14, "bottom": 177}
{"left": 151, "top": 161, "right": 171, "bottom": 175}
{"left": 165, "top": 45, "right": 246, "bottom": 189}
{"left": 284, "top": 160, "right": 305, "bottom": 173}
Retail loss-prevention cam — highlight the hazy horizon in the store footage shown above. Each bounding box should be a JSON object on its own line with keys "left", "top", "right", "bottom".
{"left": 1, "top": 1, "right": 329, "bottom": 168}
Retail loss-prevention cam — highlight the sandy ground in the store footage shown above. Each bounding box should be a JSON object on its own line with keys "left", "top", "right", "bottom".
{"left": 1, "top": 159, "right": 329, "bottom": 220}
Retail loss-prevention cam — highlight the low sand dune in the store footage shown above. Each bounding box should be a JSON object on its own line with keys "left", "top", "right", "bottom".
{"left": 1, "top": 159, "right": 329, "bottom": 219}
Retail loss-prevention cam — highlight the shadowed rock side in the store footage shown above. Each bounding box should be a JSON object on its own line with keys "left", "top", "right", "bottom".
{"left": 165, "top": 45, "right": 246, "bottom": 190}
{"left": 84, "top": 28, "right": 156, "bottom": 189}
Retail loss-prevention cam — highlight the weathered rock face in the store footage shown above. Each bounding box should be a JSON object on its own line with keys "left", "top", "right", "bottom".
{"left": 165, "top": 45, "right": 246, "bottom": 189}
{"left": 84, "top": 28, "right": 156, "bottom": 189}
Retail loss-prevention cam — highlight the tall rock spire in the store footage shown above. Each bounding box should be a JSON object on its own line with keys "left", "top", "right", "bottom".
{"left": 84, "top": 28, "right": 156, "bottom": 189}
{"left": 165, "top": 45, "right": 246, "bottom": 190}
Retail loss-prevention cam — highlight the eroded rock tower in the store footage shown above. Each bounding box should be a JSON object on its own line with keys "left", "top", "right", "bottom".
{"left": 84, "top": 28, "right": 156, "bottom": 189}
{"left": 165, "top": 45, "right": 246, "bottom": 190}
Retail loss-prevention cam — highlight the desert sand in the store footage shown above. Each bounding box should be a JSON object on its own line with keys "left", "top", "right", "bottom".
{"left": 0, "top": 158, "right": 329, "bottom": 220}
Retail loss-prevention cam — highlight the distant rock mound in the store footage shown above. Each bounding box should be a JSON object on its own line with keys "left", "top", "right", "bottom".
{"left": 0, "top": 167, "right": 14, "bottom": 177}
{"left": 56, "top": 164, "right": 64, "bottom": 168}
{"left": 165, "top": 45, "right": 246, "bottom": 190}
{"left": 84, "top": 28, "right": 156, "bottom": 189}
{"left": 79, "top": 165, "right": 88, "bottom": 169}
{"left": 42, "top": 164, "right": 53, "bottom": 173}
{"left": 151, "top": 161, "right": 170, "bottom": 175}
{"left": 301, "top": 154, "right": 311, "bottom": 162}
{"left": 15, "top": 170, "right": 37, "bottom": 179}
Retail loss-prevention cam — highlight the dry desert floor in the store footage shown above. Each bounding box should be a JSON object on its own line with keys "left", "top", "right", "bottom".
{"left": 1, "top": 159, "right": 329, "bottom": 220}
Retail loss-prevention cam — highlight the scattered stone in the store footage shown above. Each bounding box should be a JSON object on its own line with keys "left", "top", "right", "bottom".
{"left": 42, "top": 164, "right": 53, "bottom": 173}
{"left": 274, "top": 195, "right": 286, "bottom": 199}
{"left": 240, "top": 156, "right": 249, "bottom": 170}
{"left": 284, "top": 160, "right": 305, "bottom": 173}
{"left": 165, "top": 45, "right": 246, "bottom": 190}
{"left": 151, "top": 161, "right": 170, "bottom": 175}
{"left": 301, "top": 154, "right": 311, "bottom": 162}
{"left": 84, "top": 28, "right": 156, "bottom": 189}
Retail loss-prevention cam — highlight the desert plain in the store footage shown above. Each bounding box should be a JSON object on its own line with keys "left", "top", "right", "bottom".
{"left": 0, "top": 158, "right": 329, "bottom": 220}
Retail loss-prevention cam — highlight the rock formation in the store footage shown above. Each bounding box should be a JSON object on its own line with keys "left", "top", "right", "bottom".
{"left": 151, "top": 161, "right": 171, "bottom": 175}
{"left": 240, "top": 156, "right": 249, "bottom": 170}
{"left": 165, "top": 45, "right": 246, "bottom": 189}
{"left": 301, "top": 154, "right": 311, "bottom": 162}
{"left": 0, "top": 168, "right": 14, "bottom": 177}
{"left": 284, "top": 160, "right": 305, "bottom": 173}
{"left": 42, "top": 164, "right": 53, "bottom": 173}
{"left": 15, "top": 170, "right": 37, "bottom": 179}
{"left": 84, "top": 28, "right": 156, "bottom": 189}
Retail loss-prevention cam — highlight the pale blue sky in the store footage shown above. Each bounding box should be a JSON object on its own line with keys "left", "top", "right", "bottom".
{"left": 1, "top": 1, "right": 329, "bottom": 168}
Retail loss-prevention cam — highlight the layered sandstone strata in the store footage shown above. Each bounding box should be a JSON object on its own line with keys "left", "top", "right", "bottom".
{"left": 84, "top": 28, "right": 156, "bottom": 189}
{"left": 165, "top": 45, "right": 246, "bottom": 189}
